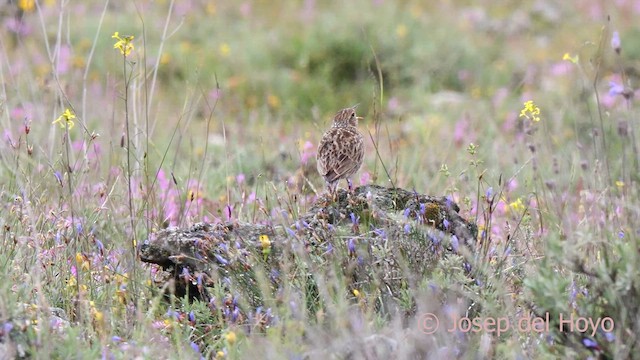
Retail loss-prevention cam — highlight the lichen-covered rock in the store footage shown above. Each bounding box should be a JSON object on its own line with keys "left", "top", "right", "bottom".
{"left": 140, "top": 185, "right": 478, "bottom": 312}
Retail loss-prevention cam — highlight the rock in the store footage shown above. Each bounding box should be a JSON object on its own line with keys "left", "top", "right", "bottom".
{"left": 140, "top": 185, "right": 478, "bottom": 311}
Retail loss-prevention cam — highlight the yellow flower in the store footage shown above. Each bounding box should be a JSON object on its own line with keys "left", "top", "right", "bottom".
{"left": 18, "top": 0, "right": 35, "bottom": 12}
{"left": 396, "top": 24, "right": 408, "bottom": 39}
{"left": 225, "top": 331, "right": 237, "bottom": 345}
{"left": 352, "top": 289, "right": 361, "bottom": 298}
{"left": 53, "top": 108, "right": 76, "bottom": 130}
{"left": 112, "top": 32, "right": 135, "bottom": 57}
{"left": 519, "top": 100, "right": 541, "bottom": 122}
{"left": 509, "top": 198, "right": 525, "bottom": 214}
{"left": 259, "top": 234, "right": 271, "bottom": 249}
{"left": 562, "top": 52, "right": 579, "bottom": 64}
{"left": 219, "top": 43, "right": 231, "bottom": 57}
{"left": 267, "top": 94, "right": 280, "bottom": 109}
{"left": 75, "top": 252, "right": 90, "bottom": 271}
{"left": 216, "top": 351, "right": 226, "bottom": 359}
{"left": 615, "top": 180, "right": 624, "bottom": 188}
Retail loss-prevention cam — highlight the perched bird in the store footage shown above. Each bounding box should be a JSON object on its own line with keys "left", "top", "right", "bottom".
{"left": 316, "top": 105, "right": 364, "bottom": 193}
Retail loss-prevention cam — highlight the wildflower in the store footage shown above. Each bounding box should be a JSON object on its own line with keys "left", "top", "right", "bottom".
{"left": 225, "top": 331, "right": 237, "bottom": 345}
{"left": 90, "top": 301, "right": 104, "bottom": 323}
{"left": 75, "top": 252, "right": 90, "bottom": 271}
{"left": 112, "top": 32, "right": 134, "bottom": 57}
{"left": 214, "top": 254, "right": 229, "bottom": 266}
{"left": 219, "top": 43, "right": 231, "bottom": 57}
{"left": 350, "top": 213, "right": 361, "bottom": 226}
{"left": 609, "top": 81, "right": 624, "bottom": 96}
{"left": 54, "top": 171, "right": 63, "bottom": 186}
{"left": 450, "top": 235, "right": 459, "bottom": 252}
{"left": 267, "top": 94, "right": 280, "bottom": 109}
{"left": 611, "top": 31, "right": 621, "bottom": 54}
{"left": 53, "top": 108, "right": 75, "bottom": 130}
{"left": 373, "top": 228, "right": 386, "bottom": 238}
{"left": 509, "top": 198, "right": 525, "bottom": 214}
{"left": 396, "top": 24, "right": 408, "bottom": 38}
{"left": 285, "top": 227, "right": 297, "bottom": 237}
{"left": 562, "top": 52, "right": 579, "bottom": 64}
{"left": 216, "top": 351, "right": 226, "bottom": 359}
{"left": 18, "top": 0, "right": 35, "bottom": 12}
{"left": 403, "top": 223, "right": 411, "bottom": 234}
{"left": 259, "top": 234, "right": 271, "bottom": 259}
{"left": 259, "top": 234, "right": 271, "bottom": 249}
{"left": 347, "top": 238, "right": 356, "bottom": 255}
{"left": 582, "top": 338, "right": 600, "bottom": 351}
{"left": 519, "top": 100, "right": 541, "bottom": 122}
{"left": 615, "top": 180, "right": 624, "bottom": 188}
{"left": 485, "top": 187, "right": 493, "bottom": 199}
{"left": 352, "top": 289, "right": 361, "bottom": 298}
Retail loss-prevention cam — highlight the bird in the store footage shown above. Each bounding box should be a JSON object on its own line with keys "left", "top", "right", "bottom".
{"left": 316, "top": 105, "right": 364, "bottom": 194}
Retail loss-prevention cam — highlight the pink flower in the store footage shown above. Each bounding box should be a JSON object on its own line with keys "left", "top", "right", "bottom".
{"left": 359, "top": 171, "right": 371, "bottom": 185}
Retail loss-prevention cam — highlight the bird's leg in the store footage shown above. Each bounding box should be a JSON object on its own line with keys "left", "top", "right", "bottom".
{"left": 327, "top": 182, "right": 338, "bottom": 202}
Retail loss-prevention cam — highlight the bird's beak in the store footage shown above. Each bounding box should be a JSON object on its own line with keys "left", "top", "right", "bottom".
{"left": 356, "top": 116, "right": 364, "bottom": 120}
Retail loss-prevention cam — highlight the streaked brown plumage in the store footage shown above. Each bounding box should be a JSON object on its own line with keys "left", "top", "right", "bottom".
{"left": 316, "top": 106, "right": 364, "bottom": 192}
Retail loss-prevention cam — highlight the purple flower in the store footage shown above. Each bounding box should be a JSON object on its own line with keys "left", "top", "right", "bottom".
{"left": 450, "top": 235, "right": 459, "bottom": 252}
{"left": 582, "top": 338, "right": 599, "bottom": 350}
{"left": 214, "top": 254, "right": 229, "bottom": 266}
{"left": 486, "top": 187, "right": 493, "bottom": 199}
{"left": 54, "top": 171, "right": 63, "bottom": 186}
{"left": 190, "top": 341, "right": 201, "bottom": 354}
{"left": 403, "top": 208, "right": 411, "bottom": 218}
{"left": 181, "top": 267, "right": 191, "bottom": 280}
{"left": 165, "top": 309, "right": 179, "bottom": 319}
{"left": 188, "top": 311, "right": 196, "bottom": 323}
{"left": 605, "top": 331, "right": 616, "bottom": 342}
{"left": 286, "top": 227, "right": 297, "bottom": 237}
{"left": 95, "top": 239, "right": 105, "bottom": 253}
{"left": 419, "top": 203, "right": 426, "bottom": 214}
{"left": 618, "top": 231, "right": 624, "bottom": 239}
{"left": 2, "top": 322, "right": 13, "bottom": 335}
{"left": 504, "top": 245, "right": 512, "bottom": 257}
{"left": 403, "top": 223, "right": 411, "bottom": 234}
{"left": 349, "top": 213, "right": 360, "bottom": 225}
{"left": 270, "top": 269, "right": 280, "bottom": 282}
{"left": 373, "top": 228, "right": 386, "bottom": 238}
{"left": 347, "top": 238, "right": 356, "bottom": 255}
{"left": 611, "top": 31, "right": 621, "bottom": 54}
{"left": 236, "top": 173, "right": 245, "bottom": 184}
{"left": 609, "top": 81, "right": 624, "bottom": 96}
{"left": 442, "top": 218, "right": 450, "bottom": 230}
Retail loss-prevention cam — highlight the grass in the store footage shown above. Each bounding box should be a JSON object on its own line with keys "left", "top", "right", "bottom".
{"left": 1, "top": 0, "right": 639, "bottom": 359}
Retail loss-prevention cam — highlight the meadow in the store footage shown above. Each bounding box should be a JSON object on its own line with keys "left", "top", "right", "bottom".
{"left": 1, "top": 0, "right": 639, "bottom": 359}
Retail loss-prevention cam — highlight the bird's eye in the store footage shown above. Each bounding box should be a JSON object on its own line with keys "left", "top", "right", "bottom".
{"left": 351, "top": 112, "right": 355, "bottom": 118}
